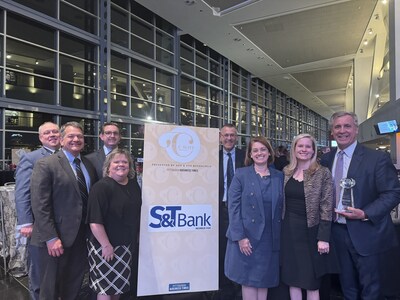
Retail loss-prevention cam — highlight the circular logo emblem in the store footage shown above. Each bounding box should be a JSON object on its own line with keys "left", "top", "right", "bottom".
{"left": 159, "top": 127, "right": 201, "bottom": 163}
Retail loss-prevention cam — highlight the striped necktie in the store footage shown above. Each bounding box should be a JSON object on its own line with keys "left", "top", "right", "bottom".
{"left": 74, "top": 158, "right": 89, "bottom": 215}
{"left": 334, "top": 151, "right": 345, "bottom": 222}
{"left": 227, "top": 152, "right": 234, "bottom": 190}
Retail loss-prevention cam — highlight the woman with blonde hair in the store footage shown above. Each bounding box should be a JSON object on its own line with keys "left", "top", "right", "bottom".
{"left": 281, "top": 133, "right": 338, "bottom": 300}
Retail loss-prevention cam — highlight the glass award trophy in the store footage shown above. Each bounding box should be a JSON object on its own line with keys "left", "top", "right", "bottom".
{"left": 339, "top": 178, "right": 356, "bottom": 212}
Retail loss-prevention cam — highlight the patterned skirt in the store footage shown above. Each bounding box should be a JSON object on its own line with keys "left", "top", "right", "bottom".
{"left": 87, "top": 239, "right": 132, "bottom": 295}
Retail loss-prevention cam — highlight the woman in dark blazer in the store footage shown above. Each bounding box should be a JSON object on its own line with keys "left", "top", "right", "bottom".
{"left": 281, "top": 133, "right": 338, "bottom": 300}
{"left": 225, "top": 136, "right": 284, "bottom": 300}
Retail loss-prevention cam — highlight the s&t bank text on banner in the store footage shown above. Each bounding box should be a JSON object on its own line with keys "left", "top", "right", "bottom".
{"left": 137, "top": 124, "right": 219, "bottom": 296}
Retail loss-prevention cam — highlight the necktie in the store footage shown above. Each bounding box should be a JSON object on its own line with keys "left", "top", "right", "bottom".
{"left": 227, "top": 152, "right": 234, "bottom": 190}
{"left": 334, "top": 151, "right": 344, "bottom": 222}
{"left": 74, "top": 158, "right": 89, "bottom": 217}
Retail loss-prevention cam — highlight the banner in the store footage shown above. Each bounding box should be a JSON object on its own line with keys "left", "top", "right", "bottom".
{"left": 137, "top": 124, "right": 219, "bottom": 296}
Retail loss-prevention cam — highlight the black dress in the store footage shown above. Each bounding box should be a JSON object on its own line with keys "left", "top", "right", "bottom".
{"left": 281, "top": 177, "right": 320, "bottom": 290}
{"left": 86, "top": 177, "right": 142, "bottom": 295}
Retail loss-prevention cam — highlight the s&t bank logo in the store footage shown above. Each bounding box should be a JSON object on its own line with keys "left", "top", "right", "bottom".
{"left": 148, "top": 205, "right": 212, "bottom": 232}
{"left": 158, "top": 127, "right": 200, "bottom": 163}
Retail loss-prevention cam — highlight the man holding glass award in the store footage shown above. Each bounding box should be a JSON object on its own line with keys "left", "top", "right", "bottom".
{"left": 321, "top": 111, "right": 400, "bottom": 300}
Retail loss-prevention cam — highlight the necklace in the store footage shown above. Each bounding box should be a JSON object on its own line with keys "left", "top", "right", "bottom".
{"left": 254, "top": 165, "right": 270, "bottom": 177}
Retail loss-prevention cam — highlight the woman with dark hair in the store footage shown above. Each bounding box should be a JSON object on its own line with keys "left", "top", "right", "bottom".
{"left": 86, "top": 148, "right": 142, "bottom": 300}
{"left": 281, "top": 133, "right": 338, "bottom": 300}
{"left": 225, "top": 136, "right": 284, "bottom": 300}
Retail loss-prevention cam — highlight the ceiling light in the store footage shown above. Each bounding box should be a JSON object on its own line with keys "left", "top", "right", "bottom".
{"left": 233, "top": 38, "right": 241, "bottom": 42}
{"left": 283, "top": 76, "right": 291, "bottom": 80}
{"left": 381, "top": 0, "right": 387, "bottom": 4}
{"left": 6, "top": 54, "right": 11, "bottom": 59}
{"left": 360, "top": 49, "right": 364, "bottom": 53}
{"left": 363, "top": 39, "right": 368, "bottom": 45}
{"left": 35, "top": 60, "right": 39, "bottom": 65}
{"left": 368, "top": 28, "right": 373, "bottom": 34}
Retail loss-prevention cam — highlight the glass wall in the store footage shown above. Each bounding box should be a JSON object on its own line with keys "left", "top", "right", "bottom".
{"left": 0, "top": 0, "right": 329, "bottom": 171}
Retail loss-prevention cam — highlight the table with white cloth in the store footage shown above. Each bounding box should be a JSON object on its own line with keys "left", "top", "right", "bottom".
{"left": 0, "top": 183, "right": 28, "bottom": 276}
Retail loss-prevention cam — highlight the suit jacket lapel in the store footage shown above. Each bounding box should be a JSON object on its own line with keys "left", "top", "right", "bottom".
{"left": 39, "top": 147, "right": 48, "bottom": 158}
{"left": 326, "top": 149, "right": 336, "bottom": 171}
{"left": 347, "top": 144, "right": 363, "bottom": 179}
{"left": 249, "top": 169, "right": 265, "bottom": 221}
{"left": 98, "top": 148, "right": 106, "bottom": 164}
{"left": 82, "top": 156, "right": 96, "bottom": 188}
{"left": 57, "top": 151, "right": 81, "bottom": 196}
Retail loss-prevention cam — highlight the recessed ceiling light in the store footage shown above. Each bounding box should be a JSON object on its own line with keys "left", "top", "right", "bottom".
{"left": 363, "top": 39, "right": 368, "bottom": 45}
{"left": 283, "top": 76, "right": 291, "bottom": 80}
{"left": 233, "top": 38, "right": 241, "bottom": 42}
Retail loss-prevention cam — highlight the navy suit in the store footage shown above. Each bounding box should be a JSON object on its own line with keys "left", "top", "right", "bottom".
{"left": 224, "top": 166, "right": 284, "bottom": 286}
{"left": 31, "top": 150, "right": 97, "bottom": 300}
{"left": 217, "top": 147, "right": 245, "bottom": 299}
{"left": 321, "top": 143, "right": 400, "bottom": 299}
{"left": 15, "top": 147, "right": 52, "bottom": 300}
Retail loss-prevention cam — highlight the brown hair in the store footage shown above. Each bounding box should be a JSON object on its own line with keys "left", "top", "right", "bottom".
{"left": 244, "top": 136, "right": 274, "bottom": 166}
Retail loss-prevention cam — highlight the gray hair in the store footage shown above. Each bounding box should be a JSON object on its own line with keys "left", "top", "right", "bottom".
{"left": 60, "top": 121, "right": 84, "bottom": 138}
{"left": 329, "top": 111, "right": 358, "bottom": 131}
{"left": 38, "top": 122, "right": 59, "bottom": 135}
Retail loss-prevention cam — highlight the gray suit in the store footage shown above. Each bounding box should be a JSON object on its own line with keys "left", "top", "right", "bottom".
{"left": 15, "top": 147, "right": 52, "bottom": 300}
{"left": 30, "top": 150, "right": 97, "bottom": 300}
{"left": 85, "top": 148, "right": 106, "bottom": 179}
{"left": 16, "top": 147, "right": 51, "bottom": 225}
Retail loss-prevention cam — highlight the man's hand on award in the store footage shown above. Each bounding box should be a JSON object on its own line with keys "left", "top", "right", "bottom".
{"left": 335, "top": 207, "right": 367, "bottom": 220}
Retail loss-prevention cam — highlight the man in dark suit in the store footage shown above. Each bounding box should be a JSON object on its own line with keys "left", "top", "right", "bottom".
{"left": 86, "top": 122, "right": 121, "bottom": 179}
{"left": 15, "top": 122, "right": 61, "bottom": 300}
{"left": 30, "top": 121, "right": 98, "bottom": 300}
{"left": 217, "top": 124, "right": 245, "bottom": 299}
{"left": 320, "top": 111, "right": 400, "bottom": 299}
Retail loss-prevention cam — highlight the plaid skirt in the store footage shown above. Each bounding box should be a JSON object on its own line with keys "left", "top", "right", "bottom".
{"left": 87, "top": 239, "right": 132, "bottom": 295}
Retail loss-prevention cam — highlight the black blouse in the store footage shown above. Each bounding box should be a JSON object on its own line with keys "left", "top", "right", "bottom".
{"left": 86, "top": 176, "right": 142, "bottom": 246}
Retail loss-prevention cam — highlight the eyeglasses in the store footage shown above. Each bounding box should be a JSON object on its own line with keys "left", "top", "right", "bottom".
{"left": 103, "top": 131, "right": 120, "bottom": 136}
